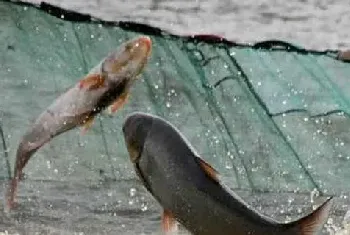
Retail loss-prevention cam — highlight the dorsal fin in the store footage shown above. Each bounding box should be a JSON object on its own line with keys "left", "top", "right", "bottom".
{"left": 291, "top": 197, "right": 333, "bottom": 235}
{"left": 195, "top": 156, "right": 220, "bottom": 183}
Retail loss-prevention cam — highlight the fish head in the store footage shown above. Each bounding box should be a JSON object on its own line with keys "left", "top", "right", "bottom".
{"left": 101, "top": 36, "right": 152, "bottom": 82}
{"left": 122, "top": 112, "right": 154, "bottom": 163}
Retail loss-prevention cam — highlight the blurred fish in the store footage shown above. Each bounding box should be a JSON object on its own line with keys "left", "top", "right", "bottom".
{"left": 5, "top": 36, "right": 152, "bottom": 211}
{"left": 122, "top": 112, "right": 333, "bottom": 235}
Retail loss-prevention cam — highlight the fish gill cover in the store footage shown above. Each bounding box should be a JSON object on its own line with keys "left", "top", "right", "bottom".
{"left": 1, "top": 0, "right": 350, "bottom": 233}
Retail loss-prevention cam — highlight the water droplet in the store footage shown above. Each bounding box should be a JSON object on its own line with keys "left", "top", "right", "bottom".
{"left": 310, "top": 188, "right": 319, "bottom": 203}
{"left": 282, "top": 100, "right": 287, "bottom": 105}
{"left": 257, "top": 81, "right": 262, "bottom": 86}
{"left": 154, "top": 84, "right": 159, "bottom": 89}
{"left": 225, "top": 162, "right": 232, "bottom": 169}
{"left": 141, "top": 203, "right": 148, "bottom": 212}
{"left": 46, "top": 160, "right": 51, "bottom": 169}
{"left": 129, "top": 188, "right": 136, "bottom": 197}
{"left": 287, "top": 197, "right": 294, "bottom": 204}
{"left": 304, "top": 117, "right": 309, "bottom": 122}
{"left": 166, "top": 102, "right": 171, "bottom": 108}
{"left": 230, "top": 51, "right": 236, "bottom": 56}
{"left": 90, "top": 34, "right": 95, "bottom": 39}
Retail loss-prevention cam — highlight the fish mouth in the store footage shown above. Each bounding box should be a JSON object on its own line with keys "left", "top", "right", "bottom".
{"left": 126, "top": 142, "right": 144, "bottom": 180}
{"left": 133, "top": 36, "right": 152, "bottom": 77}
{"left": 122, "top": 112, "right": 154, "bottom": 163}
{"left": 137, "top": 36, "right": 152, "bottom": 57}
{"left": 126, "top": 141, "right": 142, "bottom": 164}
{"left": 125, "top": 139, "right": 154, "bottom": 195}
{"left": 132, "top": 149, "right": 157, "bottom": 198}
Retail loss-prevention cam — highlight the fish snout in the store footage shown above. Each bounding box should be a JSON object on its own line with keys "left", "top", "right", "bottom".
{"left": 122, "top": 112, "right": 155, "bottom": 162}
{"left": 137, "top": 36, "right": 152, "bottom": 55}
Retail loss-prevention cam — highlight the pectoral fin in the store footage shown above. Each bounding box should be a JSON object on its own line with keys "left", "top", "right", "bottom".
{"left": 162, "top": 209, "right": 178, "bottom": 234}
{"left": 80, "top": 116, "right": 95, "bottom": 135}
{"left": 107, "top": 92, "right": 130, "bottom": 114}
{"left": 195, "top": 156, "right": 220, "bottom": 184}
{"left": 79, "top": 74, "right": 105, "bottom": 91}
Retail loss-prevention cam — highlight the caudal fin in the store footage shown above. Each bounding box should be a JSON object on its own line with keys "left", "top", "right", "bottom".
{"left": 292, "top": 197, "right": 333, "bottom": 235}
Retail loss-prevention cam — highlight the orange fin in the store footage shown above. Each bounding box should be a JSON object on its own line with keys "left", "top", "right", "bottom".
{"left": 78, "top": 74, "right": 105, "bottom": 91}
{"left": 107, "top": 92, "right": 130, "bottom": 114}
{"left": 292, "top": 197, "right": 333, "bottom": 235}
{"left": 162, "top": 209, "right": 178, "bottom": 234}
{"left": 195, "top": 156, "right": 220, "bottom": 183}
{"left": 80, "top": 116, "right": 95, "bottom": 135}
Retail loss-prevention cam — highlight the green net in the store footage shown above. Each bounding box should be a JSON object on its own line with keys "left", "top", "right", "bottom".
{"left": 1, "top": 0, "right": 350, "bottom": 198}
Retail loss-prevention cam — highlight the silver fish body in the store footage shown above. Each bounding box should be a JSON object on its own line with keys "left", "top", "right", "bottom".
{"left": 5, "top": 36, "right": 152, "bottom": 210}
{"left": 122, "top": 112, "right": 333, "bottom": 235}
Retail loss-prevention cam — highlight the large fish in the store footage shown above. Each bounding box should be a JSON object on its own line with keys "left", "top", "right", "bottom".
{"left": 5, "top": 36, "right": 152, "bottom": 210}
{"left": 122, "top": 112, "right": 333, "bottom": 235}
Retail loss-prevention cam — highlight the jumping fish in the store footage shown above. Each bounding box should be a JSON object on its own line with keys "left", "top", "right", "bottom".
{"left": 5, "top": 36, "right": 152, "bottom": 210}
{"left": 122, "top": 112, "right": 333, "bottom": 235}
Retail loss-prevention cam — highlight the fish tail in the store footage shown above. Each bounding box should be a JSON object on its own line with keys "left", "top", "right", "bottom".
{"left": 289, "top": 197, "right": 334, "bottom": 235}
{"left": 4, "top": 177, "right": 19, "bottom": 212}
{"left": 5, "top": 142, "right": 38, "bottom": 211}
